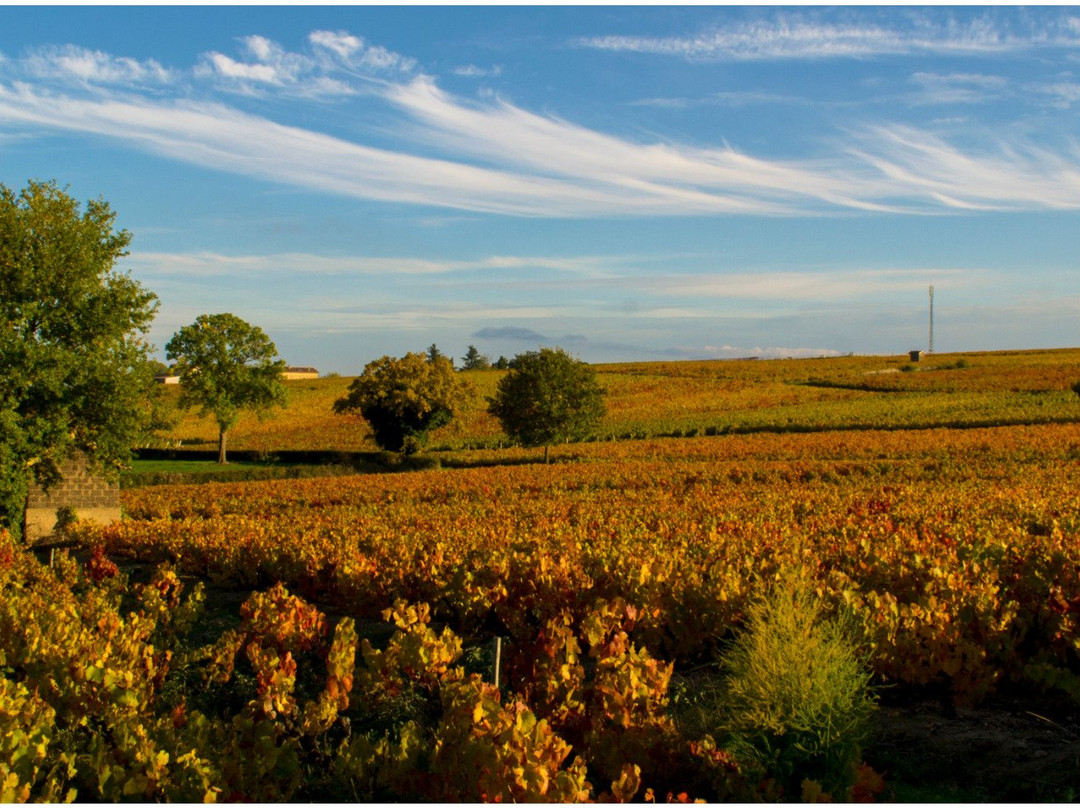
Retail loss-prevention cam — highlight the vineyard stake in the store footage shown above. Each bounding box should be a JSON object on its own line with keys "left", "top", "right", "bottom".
{"left": 492, "top": 636, "right": 503, "bottom": 689}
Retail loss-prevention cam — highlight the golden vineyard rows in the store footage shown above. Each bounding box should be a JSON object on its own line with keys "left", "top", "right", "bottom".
{"left": 155, "top": 348, "right": 1080, "bottom": 452}
{"left": 7, "top": 350, "right": 1080, "bottom": 801}
{"left": 106, "top": 423, "right": 1080, "bottom": 702}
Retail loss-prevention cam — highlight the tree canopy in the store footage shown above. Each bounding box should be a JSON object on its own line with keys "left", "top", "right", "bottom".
{"left": 333, "top": 351, "right": 473, "bottom": 454}
{"left": 487, "top": 347, "right": 606, "bottom": 462}
{"left": 165, "top": 313, "right": 286, "bottom": 464}
{"left": 461, "top": 345, "right": 491, "bottom": 371}
{"left": 0, "top": 179, "right": 159, "bottom": 539}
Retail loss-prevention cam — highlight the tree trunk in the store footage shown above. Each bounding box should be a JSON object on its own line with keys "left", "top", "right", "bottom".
{"left": 218, "top": 427, "right": 228, "bottom": 464}
{"left": 544, "top": 444, "right": 549, "bottom": 464}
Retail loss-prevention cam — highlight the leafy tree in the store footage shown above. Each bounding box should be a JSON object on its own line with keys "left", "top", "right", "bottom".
{"left": 0, "top": 180, "right": 159, "bottom": 540}
{"left": 147, "top": 359, "right": 171, "bottom": 377}
{"left": 488, "top": 347, "right": 605, "bottom": 462}
{"left": 165, "top": 313, "right": 286, "bottom": 464}
{"left": 494, "top": 356, "right": 510, "bottom": 370}
{"left": 426, "top": 343, "right": 453, "bottom": 367}
{"left": 333, "top": 352, "right": 473, "bottom": 454}
{"left": 461, "top": 345, "right": 491, "bottom": 371}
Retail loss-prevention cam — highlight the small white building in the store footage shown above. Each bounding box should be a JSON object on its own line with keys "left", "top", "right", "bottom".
{"left": 283, "top": 366, "right": 319, "bottom": 381}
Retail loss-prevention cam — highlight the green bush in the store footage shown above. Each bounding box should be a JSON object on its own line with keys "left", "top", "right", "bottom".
{"left": 717, "top": 573, "right": 875, "bottom": 799}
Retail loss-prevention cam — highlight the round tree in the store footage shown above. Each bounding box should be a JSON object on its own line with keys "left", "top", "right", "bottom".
{"left": 488, "top": 347, "right": 605, "bottom": 462}
{"left": 0, "top": 180, "right": 159, "bottom": 540}
{"left": 333, "top": 351, "right": 473, "bottom": 454}
{"left": 165, "top": 313, "right": 286, "bottom": 464}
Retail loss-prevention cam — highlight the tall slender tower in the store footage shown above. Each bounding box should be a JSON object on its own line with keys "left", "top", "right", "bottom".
{"left": 928, "top": 285, "right": 935, "bottom": 354}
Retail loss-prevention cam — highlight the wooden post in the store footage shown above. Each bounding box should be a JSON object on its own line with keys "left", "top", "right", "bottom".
{"left": 492, "top": 636, "right": 503, "bottom": 689}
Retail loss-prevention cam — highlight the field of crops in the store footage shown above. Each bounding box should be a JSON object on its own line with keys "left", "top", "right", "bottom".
{"left": 5, "top": 349, "right": 1080, "bottom": 801}
{"left": 155, "top": 348, "right": 1080, "bottom": 453}
{"left": 107, "top": 423, "right": 1080, "bottom": 694}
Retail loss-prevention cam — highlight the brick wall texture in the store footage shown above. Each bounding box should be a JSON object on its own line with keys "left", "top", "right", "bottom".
{"left": 26, "top": 455, "right": 120, "bottom": 509}
{"left": 24, "top": 454, "right": 120, "bottom": 542}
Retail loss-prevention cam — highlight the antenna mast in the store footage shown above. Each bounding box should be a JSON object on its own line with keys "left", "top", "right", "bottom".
{"left": 928, "top": 285, "right": 935, "bottom": 354}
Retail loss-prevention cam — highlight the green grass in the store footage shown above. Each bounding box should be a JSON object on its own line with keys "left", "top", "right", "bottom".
{"left": 121, "top": 458, "right": 360, "bottom": 489}
{"left": 129, "top": 459, "right": 275, "bottom": 475}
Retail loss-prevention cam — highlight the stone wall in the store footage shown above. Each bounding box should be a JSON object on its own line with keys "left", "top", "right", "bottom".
{"left": 23, "top": 454, "right": 121, "bottom": 544}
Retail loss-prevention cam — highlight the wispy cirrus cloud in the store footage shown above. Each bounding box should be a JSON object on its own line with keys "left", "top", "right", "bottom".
{"left": 1035, "top": 79, "right": 1080, "bottom": 109}
{"left": 136, "top": 249, "right": 978, "bottom": 308}
{"left": 847, "top": 125, "right": 1080, "bottom": 211}
{"left": 577, "top": 12, "right": 1080, "bottom": 62}
{"left": 307, "top": 30, "right": 417, "bottom": 75}
{"left": 453, "top": 64, "right": 502, "bottom": 79}
{"left": 20, "top": 44, "right": 173, "bottom": 85}
{"left": 628, "top": 90, "right": 812, "bottom": 110}
{"left": 596, "top": 267, "right": 974, "bottom": 302}
{"left": 382, "top": 75, "right": 896, "bottom": 214}
{"left": 195, "top": 30, "right": 415, "bottom": 97}
{"left": 0, "top": 84, "right": 643, "bottom": 217}
{"left": 907, "top": 72, "right": 1009, "bottom": 106}
{"left": 2, "top": 30, "right": 1080, "bottom": 217}
{"left": 129, "top": 250, "right": 612, "bottom": 278}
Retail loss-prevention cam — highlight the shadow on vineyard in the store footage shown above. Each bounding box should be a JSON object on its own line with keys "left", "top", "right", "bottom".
{"left": 866, "top": 692, "right": 1080, "bottom": 802}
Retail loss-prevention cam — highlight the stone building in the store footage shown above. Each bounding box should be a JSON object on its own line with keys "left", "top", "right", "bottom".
{"left": 23, "top": 453, "right": 121, "bottom": 544}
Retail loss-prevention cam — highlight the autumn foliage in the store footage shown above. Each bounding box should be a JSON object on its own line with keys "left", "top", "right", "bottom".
{"left": 7, "top": 349, "right": 1080, "bottom": 800}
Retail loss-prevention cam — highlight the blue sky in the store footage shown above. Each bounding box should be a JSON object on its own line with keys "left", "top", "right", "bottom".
{"left": 1, "top": 5, "right": 1079, "bottom": 373}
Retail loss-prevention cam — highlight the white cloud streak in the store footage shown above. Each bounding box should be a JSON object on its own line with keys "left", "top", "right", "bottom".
{"left": 382, "top": 76, "right": 908, "bottom": 214}
{"left": 22, "top": 44, "right": 172, "bottom": 85}
{"left": 907, "top": 72, "right": 1009, "bottom": 105}
{"left": 607, "top": 268, "right": 974, "bottom": 301}
{"left": 128, "top": 250, "right": 609, "bottom": 278}
{"left": 0, "top": 84, "right": 657, "bottom": 217}
{"left": 848, "top": 125, "right": 1080, "bottom": 211}
{"left": 130, "top": 250, "right": 976, "bottom": 307}
{"left": 194, "top": 30, "right": 415, "bottom": 97}
{"left": 578, "top": 13, "right": 1080, "bottom": 62}
{"left": 1036, "top": 80, "right": 1080, "bottom": 109}
{"left": 453, "top": 64, "right": 502, "bottom": 78}
{"left": 2, "top": 30, "right": 1080, "bottom": 217}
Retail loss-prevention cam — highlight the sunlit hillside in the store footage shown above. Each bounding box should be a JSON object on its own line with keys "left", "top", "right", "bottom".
{"left": 151, "top": 348, "right": 1080, "bottom": 455}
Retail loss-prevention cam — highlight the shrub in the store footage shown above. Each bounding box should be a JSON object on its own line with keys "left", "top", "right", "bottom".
{"left": 717, "top": 572, "right": 875, "bottom": 799}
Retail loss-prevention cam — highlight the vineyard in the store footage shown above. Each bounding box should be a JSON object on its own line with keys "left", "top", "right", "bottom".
{"left": 4, "top": 350, "right": 1080, "bottom": 800}
{"left": 154, "top": 348, "right": 1080, "bottom": 454}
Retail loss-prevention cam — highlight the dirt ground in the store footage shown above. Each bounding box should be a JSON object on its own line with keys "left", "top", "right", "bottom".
{"left": 865, "top": 691, "right": 1080, "bottom": 802}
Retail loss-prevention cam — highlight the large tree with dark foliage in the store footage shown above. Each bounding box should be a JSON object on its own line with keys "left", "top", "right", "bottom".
{"left": 488, "top": 347, "right": 605, "bottom": 462}
{"left": 0, "top": 180, "right": 159, "bottom": 540}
